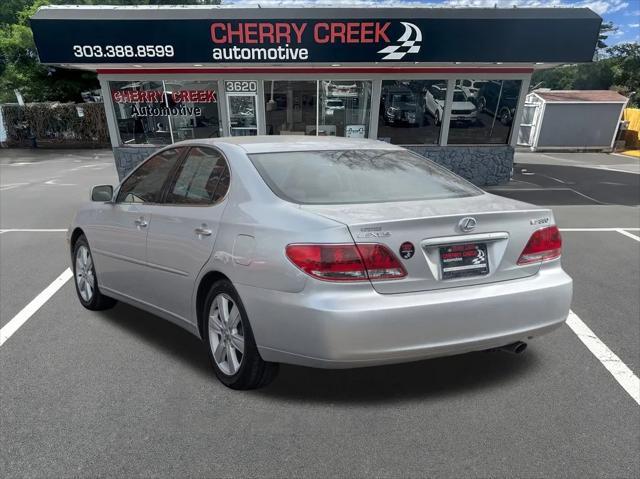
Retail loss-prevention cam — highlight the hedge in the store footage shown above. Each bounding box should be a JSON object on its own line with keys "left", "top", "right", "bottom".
{"left": 1, "top": 102, "right": 110, "bottom": 147}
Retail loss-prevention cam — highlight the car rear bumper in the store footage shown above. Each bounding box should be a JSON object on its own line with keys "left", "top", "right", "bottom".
{"left": 238, "top": 266, "right": 572, "bottom": 369}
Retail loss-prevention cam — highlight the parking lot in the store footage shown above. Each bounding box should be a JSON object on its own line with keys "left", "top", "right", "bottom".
{"left": 1, "top": 148, "right": 638, "bottom": 478}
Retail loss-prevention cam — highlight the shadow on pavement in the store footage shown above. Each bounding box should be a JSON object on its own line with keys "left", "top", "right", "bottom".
{"left": 257, "top": 351, "right": 538, "bottom": 404}
{"left": 488, "top": 163, "right": 640, "bottom": 206}
{"left": 98, "top": 303, "right": 539, "bottom": 403}
{"left": 100, "top": 302, "right": 213, "bottom": 378}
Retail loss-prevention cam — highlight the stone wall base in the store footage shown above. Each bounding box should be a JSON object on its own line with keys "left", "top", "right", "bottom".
{"left": 405, "top": 145, "right": 513, "bottom": 186}
{"left": 114, "top": 146, "right": 158, "bottom": 180}
{"left": 114, "top": 144, "right": 514, "bottom": 186}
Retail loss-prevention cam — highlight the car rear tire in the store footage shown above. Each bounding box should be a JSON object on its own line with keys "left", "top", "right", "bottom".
{"left": 72, "top": 235, "right": 117, "bottom": 311}
{"left": 204, "top": 280, "right": 278, "bottom": 390}
{"left": 500, "top": 108, "right": 512, "bottom": 125}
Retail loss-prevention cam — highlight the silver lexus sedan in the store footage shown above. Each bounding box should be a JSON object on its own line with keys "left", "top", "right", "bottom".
{"left": 68, "top": 137, "right": 572, "bottom": 389}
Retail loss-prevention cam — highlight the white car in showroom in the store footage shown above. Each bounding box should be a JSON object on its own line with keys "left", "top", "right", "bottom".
{"left": 69, "top": 137, "right": 572, "bottom": 389}
{"left": 425, "top": 85, "right": 477, "bottom": 125}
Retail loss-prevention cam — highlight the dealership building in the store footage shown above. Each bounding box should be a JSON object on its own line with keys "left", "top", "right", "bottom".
{"left": 30, "top": 6, "right": 601, "bottom": 184}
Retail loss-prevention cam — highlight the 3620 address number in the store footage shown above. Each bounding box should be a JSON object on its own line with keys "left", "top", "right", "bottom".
{"left": 72, "top": 45, "right": 175, "bottom": 58}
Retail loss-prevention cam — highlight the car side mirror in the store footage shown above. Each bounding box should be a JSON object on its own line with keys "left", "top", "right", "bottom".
{"left": 91, "top": 185, "right": 113, "bottom": 202}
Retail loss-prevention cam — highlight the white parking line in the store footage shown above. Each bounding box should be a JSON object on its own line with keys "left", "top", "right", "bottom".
{"left": 0, "top": 229, "right": 68, "bottom": 233}
{"left": 560, "top": 228, "right": 640, "bottom": 232}
{"left": 0, "top": 268, "right": 73, "bottom": 347}
{"left": 616, "top": 229, "right": 640, "bottom": 242}
{"left": 0, "top": 183, "right": 29, "bottom": 191}
{"left": 566, "top": 310, "right": 640, "bottom": 405}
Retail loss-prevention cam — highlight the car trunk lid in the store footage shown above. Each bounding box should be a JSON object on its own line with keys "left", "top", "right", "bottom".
{"left": 301, "top": 193, "right": 552, "bottom": 294}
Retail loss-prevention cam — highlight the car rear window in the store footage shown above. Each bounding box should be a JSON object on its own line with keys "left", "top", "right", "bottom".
{"left": 248, "top": 149, "right": 481, "bottom": 205}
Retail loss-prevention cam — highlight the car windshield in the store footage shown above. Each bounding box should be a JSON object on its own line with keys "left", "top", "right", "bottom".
{"left": 249, "top": 149, "right": 481, "bottom": 205}
{"left": 453, "top": 91, "right": 468, "bottom": 102}
{"left": 430, "top": 88, "right": 445, "bottom": 100}
{"left": 392, "top": 94, "right": 416, "bottom": 105}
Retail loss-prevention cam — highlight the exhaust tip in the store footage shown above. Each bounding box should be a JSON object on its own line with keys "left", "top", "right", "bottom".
{"left": 514, "top": 341, "right": 527, "bottom": 354}
{"left": 497, "top": 341, "right": 527, "bottom": 354}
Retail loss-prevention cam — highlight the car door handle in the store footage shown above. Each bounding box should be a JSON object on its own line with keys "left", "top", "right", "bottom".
{"left": 134, "top": 217, "right": 148, "bottom": 228}
{"left": 194, "top": 226, "right": 212, "bottom": 236}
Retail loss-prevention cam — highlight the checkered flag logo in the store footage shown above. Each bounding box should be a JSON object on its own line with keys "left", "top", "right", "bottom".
{"left": 377, "top": 22, "right": 422, "bottom": 60}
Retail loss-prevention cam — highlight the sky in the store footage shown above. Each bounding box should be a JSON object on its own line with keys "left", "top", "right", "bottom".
{"left": 223, "top": 0, "right": 640, "bottom": 45}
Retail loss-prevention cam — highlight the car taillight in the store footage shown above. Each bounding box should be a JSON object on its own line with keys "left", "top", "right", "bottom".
{"left": 285, "top": 243, "right": 406, "bottom": 282}
{"left": 517, "top": 226, "right": 562, "bottom": 265}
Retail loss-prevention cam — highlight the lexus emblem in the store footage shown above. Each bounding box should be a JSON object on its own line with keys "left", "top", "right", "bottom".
{"left": 458, "top": 217, "right": 477, "bottom": 233}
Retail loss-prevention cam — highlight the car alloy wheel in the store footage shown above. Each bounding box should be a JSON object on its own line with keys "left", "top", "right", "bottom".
{"left": 501, "top": 109, "right": 511, "bottom": 125}
{"left": 208, "top": 293, "right": 245, "bottom": 376}
{"left": 75, "top": 245, "right": 95, "bottom": 302}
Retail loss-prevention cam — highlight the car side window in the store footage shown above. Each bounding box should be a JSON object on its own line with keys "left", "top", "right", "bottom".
{"left": 165, "top": 147, "right": 230, "bottom": 205}
{"left": 116, "top": 148, "right": 184, "bottom": 204}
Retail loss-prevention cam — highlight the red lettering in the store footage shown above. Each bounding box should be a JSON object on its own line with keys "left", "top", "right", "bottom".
{"left": 275, "top": 22, "right": 291, "bottom": 43}
{"left": 331, "top": 23, "right": 346, "bottom": 43}
{"left": 346, "top": 22, "right": 360, "bottom": 43}
{"left": 259, "top": 23, "right": 275, "bottom": 43}
{"left": 226, "top": 22, "right": 244, "bottom": 43}
{"left": 244, "top": 22, "right": 258, "bottom": 44}
{"left": 210, "top": 23, "right": 226, "bottom": 44}
{"left": 290, "top": 23, "right": 307, "bottom": 43}
{"left": 360, "top": 22, "right": 374, "bottom": 43}
{"left": 375, "top": 22, "right": 391, "bottom": 42}
{"left": 314, "top": 23, "right": 330, "bottom": 43}
{"left": 169, "top": 90, "right": 217, "bottom": 103}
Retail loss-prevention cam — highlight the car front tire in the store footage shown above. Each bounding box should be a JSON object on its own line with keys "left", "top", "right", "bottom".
{"left": 204, "top": 280, "right": 278, "bottom": 390}
{"left": 72, "top": 235, "right": 117, "bottom": 311}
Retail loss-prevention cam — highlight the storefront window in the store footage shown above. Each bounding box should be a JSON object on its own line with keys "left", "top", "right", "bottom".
{"left": 447, "top": 79, "right": 522, "bottom": 145}
{"left": 164, "top": 80, "right": 221, "bottom": 141}
{"left": 378, "top": 80, "right": 446, "bottom": 144}
{"left": 264, "top": 80, "right": 371, "bottom": 138}
{"left": 318, "top": 81, "right": 372, "bottom": 138}
{"left": 110, "top": 80, "right": 221, "bottom": 145}
{"left": 264, "top": 81, "right": 316, "bottom": 135}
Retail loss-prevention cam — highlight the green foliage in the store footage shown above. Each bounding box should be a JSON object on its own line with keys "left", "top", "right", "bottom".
{"left": 0, "top": 0, "right": 220, "bottom": 103}
{"left": 1, "top": 102, "right": 110, "bottom": 146}
{"left": 597, "top": 21, "right": 618, "bottom": 50}
{"left": 531, "top": 43, "right": 640, "bottom": 107}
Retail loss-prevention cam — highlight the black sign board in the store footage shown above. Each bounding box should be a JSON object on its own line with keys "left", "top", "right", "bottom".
{"left": 30, "top": 8, "right": 602, "bottom": 65}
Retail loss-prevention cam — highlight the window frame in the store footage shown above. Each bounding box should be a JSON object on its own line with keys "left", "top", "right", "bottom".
{"left": 115, "top": 146, "right": 187, "bottom": 205}
{"left": 159, "top": 145, "right": 232, "bottom": 207}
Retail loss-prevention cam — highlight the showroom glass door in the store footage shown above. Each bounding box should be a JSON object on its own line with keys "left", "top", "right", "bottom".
{"left": 226, "top": 93, "right": 259, "bottom": 136}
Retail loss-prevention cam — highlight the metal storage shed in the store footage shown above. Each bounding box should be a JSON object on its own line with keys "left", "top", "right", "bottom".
{"left": 518, "top": 90, "right": 628, "bottom": 151}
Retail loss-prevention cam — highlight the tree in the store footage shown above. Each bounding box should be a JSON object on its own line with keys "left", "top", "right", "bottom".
{"left": 531, "top": 41, "right": 639, "bottom": 107}
{"left": 596, "top": 21, "right": 618, "bottom": 50}
{"left": 607, "top": 43, "right": 640, "bottom": 106}
{"left": 0, "top": 0, "right": 220, "bottom": 103}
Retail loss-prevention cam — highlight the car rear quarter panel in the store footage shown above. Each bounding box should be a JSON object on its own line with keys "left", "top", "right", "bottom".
{"left": 194, "top": 144, "right": 352, "bottom": 312}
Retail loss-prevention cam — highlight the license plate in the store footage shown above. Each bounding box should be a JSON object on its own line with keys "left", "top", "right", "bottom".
{"left": 439, "top": 243, "right": 489, "bottom": 280}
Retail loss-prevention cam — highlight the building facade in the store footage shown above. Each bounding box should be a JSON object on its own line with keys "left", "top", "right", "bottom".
{"left": 30, "top": 6, "right": 602, "bottom": 184}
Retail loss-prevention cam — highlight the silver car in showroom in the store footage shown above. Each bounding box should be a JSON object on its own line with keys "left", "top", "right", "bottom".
{"left": 69, "top": 136, "right": 572, "bottom": 389}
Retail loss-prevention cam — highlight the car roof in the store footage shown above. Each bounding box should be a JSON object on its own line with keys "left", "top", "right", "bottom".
{"left": 174, "top": 136, "right": 404, "bottom": 154}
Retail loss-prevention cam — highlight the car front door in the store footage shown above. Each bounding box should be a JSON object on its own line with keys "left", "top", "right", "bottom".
{"left": 90, "top": 148, "right": 185, "bottom": 302}
{"left": 144, "top": 146, "right": 231, "bottom": 324}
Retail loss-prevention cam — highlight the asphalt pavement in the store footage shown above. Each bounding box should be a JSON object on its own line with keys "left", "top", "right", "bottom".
{"left": 1, "top": 148, "right": 638, "bottom": 478}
